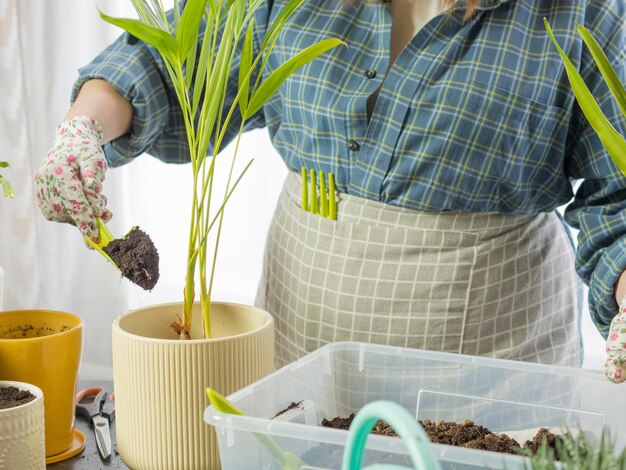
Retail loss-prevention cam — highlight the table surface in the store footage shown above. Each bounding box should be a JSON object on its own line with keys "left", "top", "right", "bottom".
{"left": 47, "top": 381, "right": 128, "bottom": 470}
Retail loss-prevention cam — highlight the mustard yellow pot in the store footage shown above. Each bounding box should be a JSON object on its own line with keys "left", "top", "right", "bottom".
{"left": 0, "top": 310, "right": 83, "bottom": 458}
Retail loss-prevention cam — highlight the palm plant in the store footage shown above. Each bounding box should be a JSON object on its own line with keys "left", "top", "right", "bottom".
{"left": 101, "top": 0, "right": 342, "bottom": 339}
{"left": 544, "top": 19, "right": 626, "bottom": 175}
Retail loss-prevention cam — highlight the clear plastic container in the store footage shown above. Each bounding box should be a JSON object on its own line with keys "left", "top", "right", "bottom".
{"left": 204, "top": 342, "right": 623, "bottom": 469}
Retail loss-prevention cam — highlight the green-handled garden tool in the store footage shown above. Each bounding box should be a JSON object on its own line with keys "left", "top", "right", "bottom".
{"left": 206, "top": 388, "right": 304, "bottom": 470}
{"left": 85, "top": 217, "right": 120, "bottom": 271}
{"left": 302, "top": 167, "right": 337, "bottom": 220}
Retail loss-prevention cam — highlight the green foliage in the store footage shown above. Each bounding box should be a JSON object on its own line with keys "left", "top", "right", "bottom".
{"left": 545, "top": 19, "right": 626, "bottom": 175}
{"left": 523, "top": 427, "right": 626, "bottom": 470}
{"left": 0, "top": 161, "right": 15, "bottom": 198}
{"left": 101, "top": 0, "right": 342, "bottom": 338}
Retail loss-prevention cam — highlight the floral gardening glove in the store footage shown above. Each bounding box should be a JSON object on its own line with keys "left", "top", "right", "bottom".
{"left": 34, "top": 116, "right": 112, "bottom": 244}
{"left": 604, "top": 294, "right": 626, "bottom": 383}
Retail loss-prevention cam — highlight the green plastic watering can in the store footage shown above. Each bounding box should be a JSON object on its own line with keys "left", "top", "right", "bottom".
{"left": 342, "top": 400, "right": 441, "bottom": 470}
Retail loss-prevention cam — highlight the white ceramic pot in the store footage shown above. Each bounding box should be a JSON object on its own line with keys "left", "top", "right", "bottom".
{"left": 112, "top": 301, "right": 274, "bottom": 470}
{"left": 0, "top": 380, "right": 45, "bottom": 470}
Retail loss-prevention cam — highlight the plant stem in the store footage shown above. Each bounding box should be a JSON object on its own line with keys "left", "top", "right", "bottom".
{"left": 205, "top": 125, "right": 245, "bottom": 333}
{"left": 179, "top": 68, "right": 200, "bottom": 335}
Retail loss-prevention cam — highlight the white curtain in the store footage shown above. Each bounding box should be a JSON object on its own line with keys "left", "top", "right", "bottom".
{"left": 0, "top": 0, "right": 605, "bottom": 379}
{"left": 0, "top": 0, "right": 287, "bottom": 380}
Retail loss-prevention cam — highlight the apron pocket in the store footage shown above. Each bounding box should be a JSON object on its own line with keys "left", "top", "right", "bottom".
{"left": 263, "top": 194, "right": 478, "bottom": 366}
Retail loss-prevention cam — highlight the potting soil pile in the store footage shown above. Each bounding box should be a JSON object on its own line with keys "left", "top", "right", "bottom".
{"left": 320, "top": 414, "right": 559, "bottom": 457}
{"left": 103, "top": 227, "right": 160, "bottom": 290}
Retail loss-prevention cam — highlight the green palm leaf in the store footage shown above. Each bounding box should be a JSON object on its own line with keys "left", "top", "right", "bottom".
{"left": 99, "top": 11, "right": 179, "bottom": 65}
{"left": 237, "top": 19, "right": 255, "bottom": 114}
{"left": 576, "top": 23, "right": 626, "bottom": 120}
{"left": 545, "top": 19, "right": 626, "bottom": 175}
{"left": 246, "top": 37, "right": 344, "bottom": 117}
{"left": 176, "top": 0, "right": 208, "bottom": 60}
{"left": 262, "top": 0, "right": 305, "bottom": 50}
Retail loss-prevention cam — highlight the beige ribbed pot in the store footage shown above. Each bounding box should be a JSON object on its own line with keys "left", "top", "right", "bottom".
{"left": 0, "top": 380, "right": 45, "bottom": 470}
{"left": 112, "top": 301, "right": 274, "bottom": 470}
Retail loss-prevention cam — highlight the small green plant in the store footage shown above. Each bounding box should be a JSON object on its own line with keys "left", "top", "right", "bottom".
{"left": 544, "top": 19, "right": 626, "bottom": 175}
{"left": 523, "top": 427, "right": 626, "bottom": 469}
{"left": 0, "top": 161, "right": 15, "bottom": 198}
{"left": 101, "top": 0, "right": 342, "bottom": 338}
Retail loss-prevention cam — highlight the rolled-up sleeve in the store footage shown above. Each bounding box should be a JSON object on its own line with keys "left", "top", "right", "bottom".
{"left": 563, "top": 0, "right": 626, "bottom": 337}
{"left": 72, "top": 31, "right": 182, "bottom": 167}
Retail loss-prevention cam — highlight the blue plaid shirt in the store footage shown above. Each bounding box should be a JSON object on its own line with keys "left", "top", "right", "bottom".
{"left": 74, "top": 0, "right": 626, "bottom": 336}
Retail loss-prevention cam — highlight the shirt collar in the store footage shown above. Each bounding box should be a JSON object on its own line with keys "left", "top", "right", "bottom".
{"left": 473, "top": 0, "right": 514, "bottom": 11}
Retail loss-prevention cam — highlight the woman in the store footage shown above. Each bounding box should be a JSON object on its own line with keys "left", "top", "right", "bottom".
{"left": 35, "top": 0, "right": 626, "bottom": 376}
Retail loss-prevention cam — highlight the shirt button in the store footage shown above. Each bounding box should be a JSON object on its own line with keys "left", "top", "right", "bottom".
{"left": 347, "top": 140, "right": 360, "bottom": 151}
{"left": 364, "top": 69, "right": 377, "bottom": 79}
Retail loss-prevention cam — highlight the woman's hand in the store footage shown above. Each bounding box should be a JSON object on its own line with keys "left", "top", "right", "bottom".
{"left": 34, "top": 116, "right": 111, "bottom": 244}
{"left": 604, "top": 292, "right": 626, "bottom": 383}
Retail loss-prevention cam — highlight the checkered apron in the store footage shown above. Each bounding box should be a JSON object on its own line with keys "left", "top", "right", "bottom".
{"left": 256, "top": 171, "right": 581, "bottom": 368}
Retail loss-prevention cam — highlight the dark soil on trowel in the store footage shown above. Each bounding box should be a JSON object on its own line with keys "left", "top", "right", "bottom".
{"left": 103, "top": 227, "right": 160, "bottom": 290}
{"left": 0, "top": 386, "right": 36, "bottom": 410}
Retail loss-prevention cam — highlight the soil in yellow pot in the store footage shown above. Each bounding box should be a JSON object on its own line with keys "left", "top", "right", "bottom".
{"left": 0, "top": 310, "right": 83, "bottom": 458}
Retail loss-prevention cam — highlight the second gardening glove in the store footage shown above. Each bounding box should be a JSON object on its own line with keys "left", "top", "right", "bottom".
{"left": 34, "top": 116, "right": 112, "bottom": 244}
{"left": 604, "top": 295, "right": 626, "bottom": 383}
